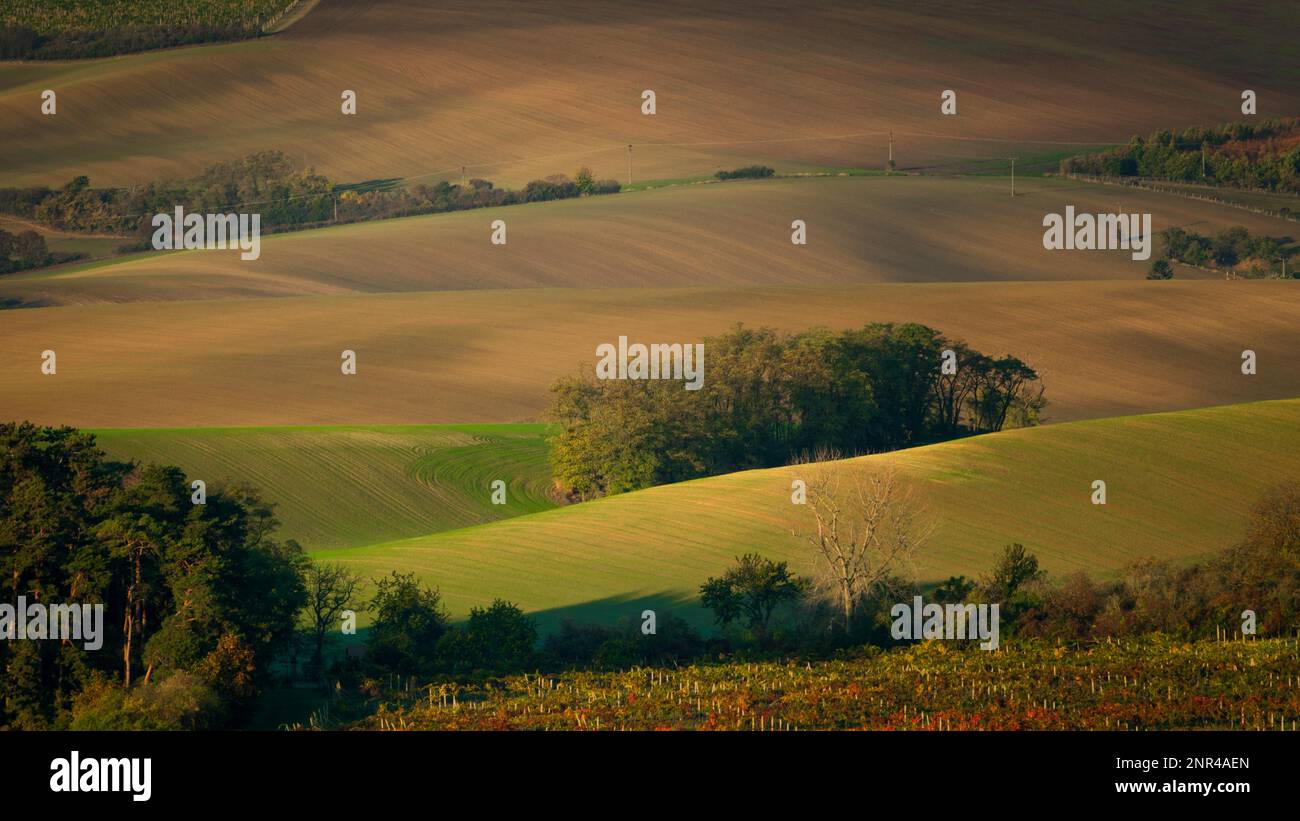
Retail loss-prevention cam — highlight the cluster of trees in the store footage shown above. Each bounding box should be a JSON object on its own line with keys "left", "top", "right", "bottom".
{"left": 0, "top": 423, "right": 307, "bottom": 729}
{"left": 715, "top": 165, "right": 775, "bottom": 180}
{"left": 335, "top": 167, "right": 618, "bottom": 225}
{"left": 693, "top": 481, "right": 1300, "bottom": 652}
{"left": 336, "top": 569, "right": 711, "bottom": 679}
{"left": 1060, "top": 118, "right": 1300, "bottom": 193}
{"left": 1153, "top": 225, "right": 1292, "bottom": 278}
{"left": 0, "top": 227, "right": 63, "bottom": 273}
{"left": 951, "top": 485, "right": 1300, "bottom": 642}
{"left": 0, "top": 153, "right": 621, "bottom": 251}
{"left": 0, "top": 155, "right": 331, "bottom": 237}
{"left": 360, "top": 573, "right": 537, "bottom": 677}
{"left": 546, "top": 324, "right": 1043, "bottom": 499}
{"left": 0, "top": 23, "right": 261, "bottom": 60}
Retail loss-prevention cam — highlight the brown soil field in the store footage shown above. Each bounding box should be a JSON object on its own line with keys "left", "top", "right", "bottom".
{"left": 2, "top": 0, "right": 1297, "bottom": 188}
{"left": 3, "top": 175, "right": 1296, "bottom": 307}
{"left": 1, "top": 280, "right": 1295, "bottom": 428}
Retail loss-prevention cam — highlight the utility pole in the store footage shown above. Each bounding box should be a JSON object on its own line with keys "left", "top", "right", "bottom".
{"left": 1010, "top": 157, "right": 1018, "bottom": 197}
{"left": 888, "top": 131, "right": 894, "bottom": 171}
{"left": 627, "top": 144, "right": 633, "bottom": 187}
{"left": 460, "top": 165, "right": 466, "bottom": 185}
{"left": 333, "top": 192, "right": 338, "bottom": 223}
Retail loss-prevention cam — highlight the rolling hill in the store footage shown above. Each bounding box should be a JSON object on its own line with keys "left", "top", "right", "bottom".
{"left": 92, "top": 423, "right": 554, "bottom": 551}
{"left": 2, "top": 279, "right": 1297, "bottom": 428}
{"left": 325, "top": 399, "right": 1300, "bottom": 628}
{"left": 3, "top": 175, "right": 1298, "bottom": 307}
{"left": 3, "top": 0, "right": 1299, "bottom": 189}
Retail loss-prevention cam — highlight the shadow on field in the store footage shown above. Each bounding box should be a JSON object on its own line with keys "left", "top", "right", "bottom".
{"left": 0, "top": 296, "right": 49, "bottom": 310}
{"left": 528, "top": 589, "right": 704, "bottom": 634}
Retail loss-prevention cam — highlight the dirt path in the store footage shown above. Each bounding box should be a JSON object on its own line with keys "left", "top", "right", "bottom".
{"left": 264, "top": 0, "right": 324, "bottom": 34}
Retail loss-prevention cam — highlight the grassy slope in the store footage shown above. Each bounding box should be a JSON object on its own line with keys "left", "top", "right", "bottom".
{"left": 330, "top": 400, "right": 1300, "bottom": 628}
{"left": 3, "top": 279, "right": 1297, "bottom": 428}
{"left": 5, "top": 175, "right": 1299, "bottom": 306}
{"left": 93, "top": 424, "right": 554, "bottom": 551}
{"left": 2, "top": 1, "right": 1298, "bottom": 188}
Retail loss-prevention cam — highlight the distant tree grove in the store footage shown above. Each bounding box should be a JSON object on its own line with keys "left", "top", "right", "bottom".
{"left": 546, "top": 323, "right": 1044, "bottom": 499}
{"left": 0, "top": 152, "right": 621, "bottom": 262}
{"left": 0, "top": 227, "right": 59, "bottom": 273}
{"left": 1061, "top": 118, "right": 1300, "bottom": 194}
{"left": 1156, "top": 225, "right": 1293, "bottom": 279}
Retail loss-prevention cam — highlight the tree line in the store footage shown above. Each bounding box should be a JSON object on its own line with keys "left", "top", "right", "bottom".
{"left": 715, "top": 165, "right": 775, "bottom": 180}
{"left": 931, "top": 483, "right": 1300, "bottom": 644}
{"left": 0, "top": 226, "right": 77, "bottom": 274}
{"left": 695, "top": 482, "right": 1300, "bottom": 651}
{"left": 1, "top": 423, "right": 306, "bottom": 729}
{"left": 0, "top": 152, "right": 621, "bottom": 261}
{"left": 1061, "top": 118, "right": 1300, "bottom": 193}
{"left": 546, "top": 323, "right": 1045, "bottom": 499}
{"left": 1148, "top": 225, "right": 1294, "bottom": 280}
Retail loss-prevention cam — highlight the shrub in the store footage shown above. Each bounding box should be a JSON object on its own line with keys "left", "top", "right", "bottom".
{"left": 366, "top": 572, "right": 450, "bottom": 676}
{"left": 700, "top": 554, "right": 804, "bottom": 643}
{"left": 715, "top": 165, "right": 776, "bottom": 180}
{"left": 1147, "top": 259, "right": 1173, "bottom": 279}
{"left": 438, "top": 599, "right": 537, "bottom": 674}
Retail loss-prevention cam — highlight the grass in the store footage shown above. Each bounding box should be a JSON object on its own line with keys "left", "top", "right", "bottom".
{"left": 3, "top": 0, "right": 1298, "bottom": 188}
{"left": 323, "top": 400, "right": 1300, "bottom": 628}
{"left": 92, "top": 424, "right": 555, "bottom": 551}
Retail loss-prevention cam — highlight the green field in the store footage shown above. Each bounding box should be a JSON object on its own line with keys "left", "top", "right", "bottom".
{"left": 93, "top": 424, "right": 555, "bottom": 551}
{"left": 303, "top": 399, "right": 1300, "bottom": 630}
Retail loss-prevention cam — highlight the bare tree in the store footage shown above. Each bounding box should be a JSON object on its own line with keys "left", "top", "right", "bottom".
{"left": 791, "top": 454, "right": 931, "bottom": 629}
{"left": 304, "top": 562, "right": 363, "bottom": 676}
